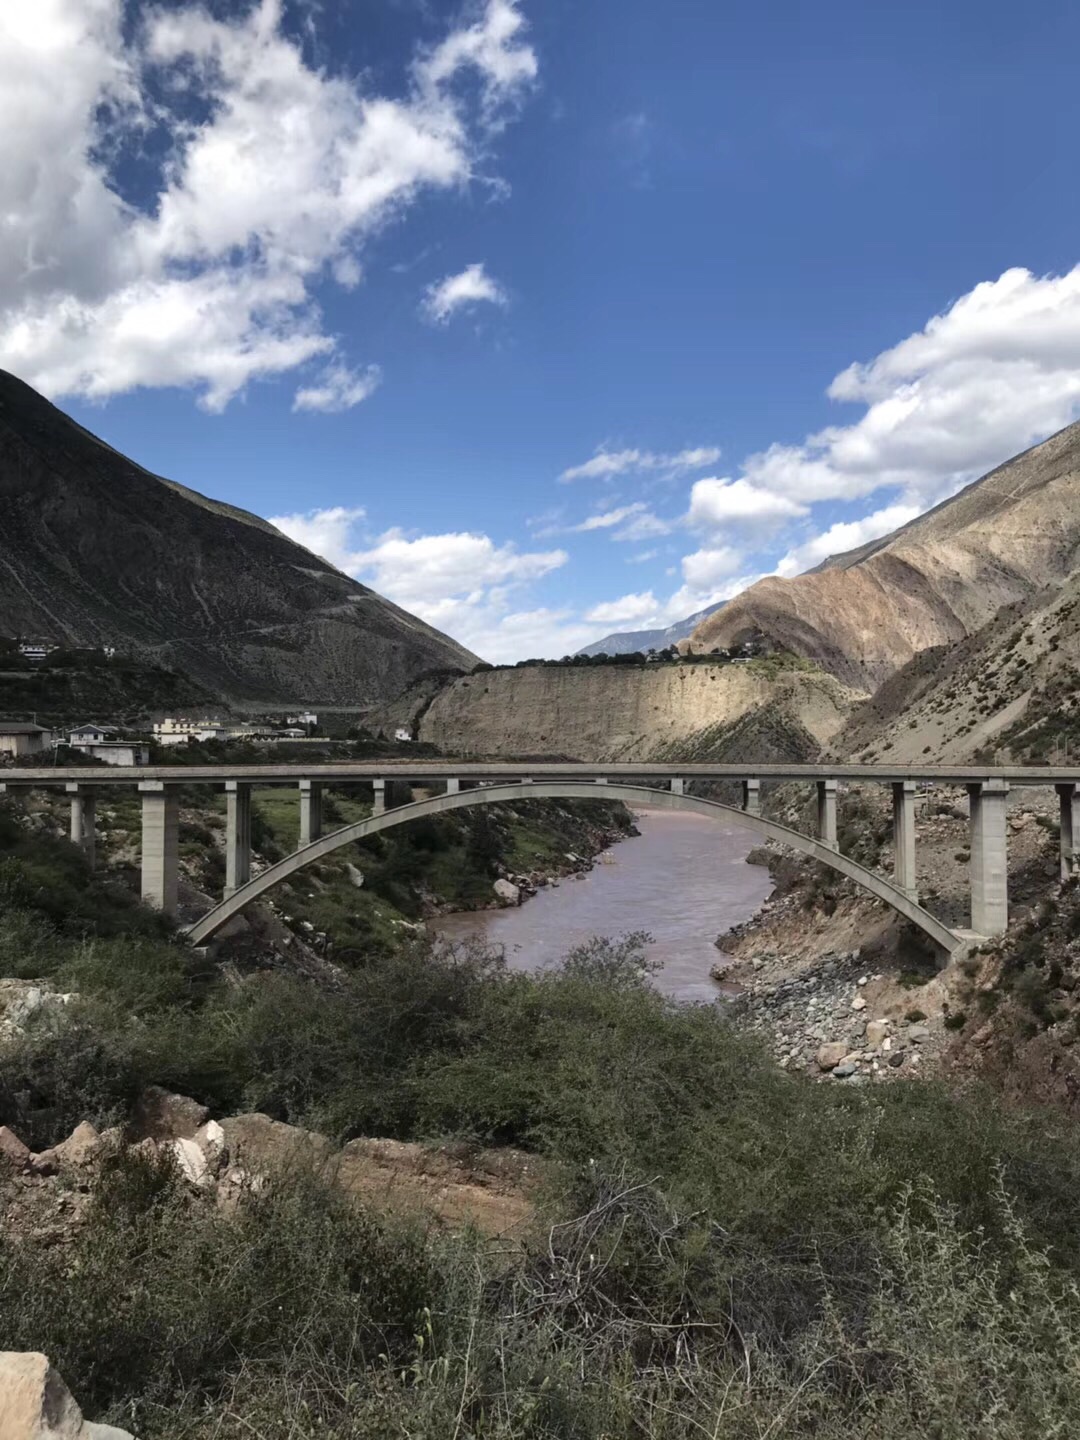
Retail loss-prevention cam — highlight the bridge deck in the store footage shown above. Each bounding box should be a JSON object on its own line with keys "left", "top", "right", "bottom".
{"left": 3, "top": 761, "right": 1080, "bottom": 787}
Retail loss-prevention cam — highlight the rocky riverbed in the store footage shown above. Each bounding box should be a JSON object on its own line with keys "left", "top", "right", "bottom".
{"left": 725, "top": 944, "right": 950, "bottom": 1083}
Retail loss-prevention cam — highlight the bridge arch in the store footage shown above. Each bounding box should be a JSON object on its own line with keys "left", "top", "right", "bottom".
{"left": 186, "top": 781, "right": 961, "bottom": 954}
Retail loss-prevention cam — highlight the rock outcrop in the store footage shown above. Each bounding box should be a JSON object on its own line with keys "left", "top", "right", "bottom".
{"left": 689, "top": 419, "right": 1080, "bottom": 692}
{"left": 0, "top": 369, "right": 476, "bottom": 705}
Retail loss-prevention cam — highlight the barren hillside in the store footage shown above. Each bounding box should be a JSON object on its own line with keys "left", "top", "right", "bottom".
{"left": 0, "top": 370, "right": 476, "bottom": 706}
{"left": 689, "top": 421, "right": 1080, "bottom": 692}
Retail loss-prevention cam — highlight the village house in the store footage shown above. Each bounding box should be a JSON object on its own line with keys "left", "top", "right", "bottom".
{"left": 0, "top": 723, "right": 53, "bottom": 758}
{"left": 68, "top": 723, "right": 118, "bottom": 746}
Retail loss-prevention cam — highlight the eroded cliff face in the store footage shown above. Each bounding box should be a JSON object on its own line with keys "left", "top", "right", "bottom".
{"left": 408, "top": 662, "right": 859, "bottom": 761}
{"left": 689, "top": 420, "right": 1080, "bottom": 692}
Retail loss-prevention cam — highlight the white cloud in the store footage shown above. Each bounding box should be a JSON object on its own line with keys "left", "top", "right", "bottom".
{"left": 737, "top": 266, "right": 1080, "bottom": 508}
{"left": 421, "top": 262, "right": 509, "bottom": 324}
{"left": 293, "top": 363, "right": 383, "bottom": 414}
{"left": 585, "top": 591, "right": 661, "bottom": 625}
{"left": 687, "top": 477, "right": 808, "bottom": 530}
{"left": 269, "top": 506, "right": 567, "bottom": 659}
{"left": 269, "top": 505, "right": 366, "bottom": 571}
{"left": 775, "top": 503, "right": 921, "bottom": 578}
{"left": 0, "top": 0, "right": 536, "bottom": 409}
{"left": 559, "top": 444, "right": 721, "bottom": 482}
{"left": 572, "top": 503, "right": 646, "bottom": 532}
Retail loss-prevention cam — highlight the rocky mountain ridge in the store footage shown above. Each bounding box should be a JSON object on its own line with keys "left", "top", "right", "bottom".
{"left": 688, "top": 419, "right": 1080, "bottom": 694}
{"left": 0, "top": 369, "right": 476, "bottom": 706}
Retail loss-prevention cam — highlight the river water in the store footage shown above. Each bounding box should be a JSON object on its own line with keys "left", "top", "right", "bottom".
{"left": 433, "top": 808, "right": 774, "bottom": 1003}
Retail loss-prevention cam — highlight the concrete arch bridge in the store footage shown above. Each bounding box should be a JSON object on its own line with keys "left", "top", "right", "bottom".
{"left": 4, "top": 761, "right": 1080, "bottom": 957}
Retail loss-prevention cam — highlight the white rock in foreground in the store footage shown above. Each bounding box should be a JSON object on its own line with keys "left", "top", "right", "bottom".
{"left": 0, "top": 1351, "right": 135, "bottom": 1439}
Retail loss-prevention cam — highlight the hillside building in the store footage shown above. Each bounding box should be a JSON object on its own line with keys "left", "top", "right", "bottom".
{"left": 0, "top": 723, "right": 53, "bottom": 757}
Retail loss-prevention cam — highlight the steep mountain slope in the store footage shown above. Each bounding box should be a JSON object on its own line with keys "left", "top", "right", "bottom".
{"left": 0, "top": 370, "right": 476, "bottom": 705}
{"left": 689, "top": 421, "right": 1080, "bottom": 691}
{"left": 576, "top": 600, "right": 725, "bottom": 658}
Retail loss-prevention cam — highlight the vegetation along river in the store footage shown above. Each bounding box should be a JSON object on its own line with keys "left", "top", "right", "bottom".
{"left": 434, "top": 808, "right": 774, "bottom": 1002}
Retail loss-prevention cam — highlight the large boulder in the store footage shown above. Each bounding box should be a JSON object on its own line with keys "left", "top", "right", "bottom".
{"left": 0, "top": 1351, "right": 135, "bottom": 1439}
{"left": 131, "top": 1087, "right": 209, "bottom": 1142}
{"left": 493, "top": 878, "right": 520, "bottom": 906}
{"left": 31, "top": 1122, "right": 100, "bottom": 1175}
{"left": 816, "top": 1042, "right": 848, "bottom": 1072}
{"left": 219, "top": 1114, "right": 334, "bottom": 1175}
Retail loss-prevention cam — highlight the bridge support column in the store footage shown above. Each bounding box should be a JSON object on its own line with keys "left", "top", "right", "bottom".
{"left": 968, "top": 780, "right": 1009, "bottom": 936}
{"left": 139, "top": 782, "right": 178, "bottom": 916}
{"left": 742, "top": 779, "right": 761, "bottom": 817}
{"left": 892, "top": 781, "right": 918, "bottom": 901}
{"left": 1058, "top": 783, "right": 1080, "bottom": 883}
{"left": 225, "top": 781, "right": 252, "bottom": 898}
{"left": 816, "top": 779, "right": 838, "bottom": 851}
{"left": 446, "top": 778, "right": 460, "bottom": 795}
{"left": 372, "top": 779, "right": 386, "bottom": 816}
{"left": 299, "top": 780, "right": 322, "bottom": 848}
{"left": 66, "top": 783, "right": 96, "bottom": 869}
{"left": 670, "top": 777, "right": 684, "bottom": 796}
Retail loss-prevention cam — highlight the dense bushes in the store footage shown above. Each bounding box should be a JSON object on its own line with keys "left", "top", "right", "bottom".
{"left": 7, "top": 826, "right": 1080, "bottom": 1433}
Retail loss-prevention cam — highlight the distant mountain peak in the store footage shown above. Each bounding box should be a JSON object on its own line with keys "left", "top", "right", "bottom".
{"left": 576, "top": 600, "right": 726, "bottom": 658}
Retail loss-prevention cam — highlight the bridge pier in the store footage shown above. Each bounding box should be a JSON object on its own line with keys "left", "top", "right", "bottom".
{"left": 372, "top": 778, "right": 386, "bottom": 816}
{"left": 299, "top": 780, "right": 322, "bottom": 848}
{"left": 816, "top": 779, "right": 838, "bottom": 851}
{"left": 225, "top": 781, "right": 252, "bottom": 898}
{"left": 446, "top": 778, "right": 460, "bottom": 795}
{"left": 1057, "top": 783, "right": 1080, "bottom": 882}
{"left": 139, "top": 782, "right": 178, "bottom": 915}
{"left": 670, "top": 777, "right": 684, "bottom": 796}
{"left": 741, "top": 778, "right": 761, "bottom": 816}
{"left": 66, "top": 783, "right": 96, "bottom": 869}
{"left": 892, "top": 781, "right": 918, "bottom": 901}
{"left": 968, "top": 780, "right": 1009, "bottom": 935}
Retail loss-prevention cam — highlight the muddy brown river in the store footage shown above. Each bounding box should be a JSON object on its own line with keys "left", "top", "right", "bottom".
{"left": 433, "top": 808, "right": 774, "bottom": 1003}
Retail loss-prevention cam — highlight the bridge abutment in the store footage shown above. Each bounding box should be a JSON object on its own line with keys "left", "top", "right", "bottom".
{"left": 139, "top": 782, "right": 179, "bottom": 915}
{"left": 225, "top": 781, "right": 252, "bottom": 898}
{"left": 968, "top": 780, "right": 1009, "bottom": 936}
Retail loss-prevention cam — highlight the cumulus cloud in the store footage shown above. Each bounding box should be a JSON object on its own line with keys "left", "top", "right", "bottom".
{"left": 559, "top": 444, "right": 721, "bottom": 482}
{"left": 421, "top": 263, "right": 509, "bottom": 324}
{"left": 737, "top": 266, "right": 1080, "bottom": 508}
{"left": 775, "top": 503, "right": 921, "bottom": 578}
{"left": 0, "top": 0, "right": 536, "bottom": 410}
{"left": 268, "top": 505, "right": 366, "bottom": 571}
{"left": 686, "top": 477, "right": 808, "bottom": 530}
{"left": 584, "top": 591, "right": 662, "bottom": 625}
{"left": 293, "top": 364, "right": 383, "bottom": 414}
{"left": 269, "top": 505, "right": 567, "bottom": 659}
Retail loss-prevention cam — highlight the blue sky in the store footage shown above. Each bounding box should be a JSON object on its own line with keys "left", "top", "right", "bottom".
{"left": 4, "top": 0, "right": 1080, "bottom": 659}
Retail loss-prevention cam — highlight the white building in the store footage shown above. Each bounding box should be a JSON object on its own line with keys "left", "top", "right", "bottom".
{"left": 69, "top": 723, "right": 118, "bottom": 746}
{"left": 76, "top": 741, "right": 150, "bottom": 767}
